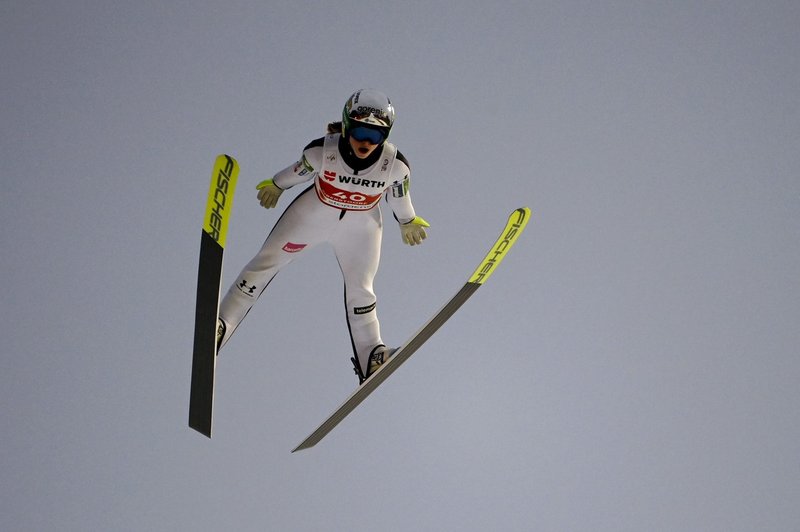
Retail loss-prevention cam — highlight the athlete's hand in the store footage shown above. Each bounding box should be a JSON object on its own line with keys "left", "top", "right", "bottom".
{"left": 400, "top": 216, "right": 430, "bottom": 245}
{"left": 256, "top": 179, "right": 283, "bottom": 209}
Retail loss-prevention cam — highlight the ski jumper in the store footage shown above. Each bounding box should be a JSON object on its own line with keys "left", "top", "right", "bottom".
{"left": 218, "top": 133, "right": 418, "bottom": 375}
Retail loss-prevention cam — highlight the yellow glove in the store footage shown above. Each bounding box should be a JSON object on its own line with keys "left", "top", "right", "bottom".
{"left": 400, "top": 216, "right": 430, "bottom": 246}
{"left": 256, "top": 179, "right": 283, "bottom": 209}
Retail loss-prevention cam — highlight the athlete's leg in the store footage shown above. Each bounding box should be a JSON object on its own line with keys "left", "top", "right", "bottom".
{"left": 218, "top": 188, "right": 330, "bottom": 347}
{"left": 332, "top": 208, "right": 384, "bottom": 375}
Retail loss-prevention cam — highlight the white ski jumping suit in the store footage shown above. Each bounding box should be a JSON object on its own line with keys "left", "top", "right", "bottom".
{"left": 218, "top": 133, "right": 419, "bottom": 376}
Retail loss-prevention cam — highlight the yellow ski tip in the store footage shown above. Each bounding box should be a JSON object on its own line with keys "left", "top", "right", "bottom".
{"left": 468, "top": 207, "right": 530, "bottom": 284}
{"left": 203, "top": 154, "right": 239, "bottom": 248}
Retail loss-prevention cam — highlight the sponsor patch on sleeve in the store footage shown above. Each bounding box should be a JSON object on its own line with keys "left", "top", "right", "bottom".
{"left": 391, "top": 176, "right": 410, "bottom": 198}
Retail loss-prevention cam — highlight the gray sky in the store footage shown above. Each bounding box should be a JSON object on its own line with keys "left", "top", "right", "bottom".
{"left": 2, "top": 1, "right": 799, "bottom": 531}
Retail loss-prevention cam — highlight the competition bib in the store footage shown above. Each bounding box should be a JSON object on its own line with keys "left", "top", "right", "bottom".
{"left": 315, "top": 134, "right": 397, "bottom": 211}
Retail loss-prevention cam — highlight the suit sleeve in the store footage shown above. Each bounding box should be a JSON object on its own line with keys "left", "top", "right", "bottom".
{"left": 385, "top": 152, "right": 417, "bottom": 224}
{"left": 272, "top": 138, "right": 324, "bottom": 190}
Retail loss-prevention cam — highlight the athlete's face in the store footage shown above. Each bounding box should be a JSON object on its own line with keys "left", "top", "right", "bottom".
{"left": 348, "top": 136, "right": 380, "bottom": 159}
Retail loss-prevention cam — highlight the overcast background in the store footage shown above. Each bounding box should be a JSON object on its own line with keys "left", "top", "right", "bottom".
{"left": 2, "top": 1, "right": 799, "bottom": 531}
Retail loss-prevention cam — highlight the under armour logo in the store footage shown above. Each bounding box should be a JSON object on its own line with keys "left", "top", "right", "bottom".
{"left": 238, "top": 279, "right": 257, "bottom": 296}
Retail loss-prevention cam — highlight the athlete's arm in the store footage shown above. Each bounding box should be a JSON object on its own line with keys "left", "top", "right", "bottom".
{"left": 385, "top": 152, "right": 416, "bottom": 223}
{"left": 271, "top": 138, "right": 324, "bottom": 190}
{"left": 385, "top": 152, "right": 429, "bottom": 245}
{"left": 256, "top": 138, "right": 324, "bottom": 208}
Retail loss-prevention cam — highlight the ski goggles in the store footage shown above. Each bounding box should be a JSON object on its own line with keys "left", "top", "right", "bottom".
{"left": 349, "top": 125, "right": 387, "bottom": 145}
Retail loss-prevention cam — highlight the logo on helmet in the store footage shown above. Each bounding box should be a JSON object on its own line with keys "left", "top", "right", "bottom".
{"left": 356, "top": 106, "right": 386, "bottom": 118}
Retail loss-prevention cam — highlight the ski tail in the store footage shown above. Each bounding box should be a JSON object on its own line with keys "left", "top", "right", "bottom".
{"left": 189, "top": 154, "right": 239, "bottom": 438}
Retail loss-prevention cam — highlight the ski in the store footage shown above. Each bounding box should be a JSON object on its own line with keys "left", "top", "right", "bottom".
{"left": 189, "top": 154, "right": 239, "bottom": 437}
{"left": 292, "top": 207, "right": 531, "bottom": 452}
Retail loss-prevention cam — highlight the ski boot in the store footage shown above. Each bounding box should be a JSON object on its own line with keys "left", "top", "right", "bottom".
{"left": 351, "top": 344, "right": 396, "bottom": 385}
{"left": 216, "top": 318, "right": 226, "bottom": 351}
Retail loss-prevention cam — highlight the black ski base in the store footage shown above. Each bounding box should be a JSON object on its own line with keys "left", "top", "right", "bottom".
{"left": 189, "top": 230, "right": 223, "bottom": 437}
